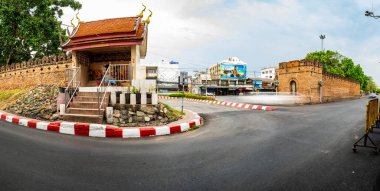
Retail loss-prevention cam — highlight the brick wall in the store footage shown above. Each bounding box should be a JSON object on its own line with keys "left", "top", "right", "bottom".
{"left": 322, "top": 72, "right": 361, "bottom": 102}
{"left": 0, "top": 53, "right": 73, "bottom": 90}
{"left": 278, "top": 60, "right": 360, "bottom": 104}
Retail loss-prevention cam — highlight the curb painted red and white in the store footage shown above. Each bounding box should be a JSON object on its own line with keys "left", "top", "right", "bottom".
{"left": 0, "top": 110, "right": 202, "bottom": 138}
{"left": 159, "top": 96, "right": 277, "bottom": 111}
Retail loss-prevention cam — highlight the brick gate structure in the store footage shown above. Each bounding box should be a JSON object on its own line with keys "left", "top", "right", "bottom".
{"left": 278, "top": 60, "right": 361, "bottom": 104}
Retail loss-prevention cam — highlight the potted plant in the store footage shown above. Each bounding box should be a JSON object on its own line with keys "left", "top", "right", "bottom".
{"left": 147, "top": 84, "right": 155, "bottom": 104}
{"left": 125, "top": 87, "right": 131, "bottom": 105}
{"left": 132, "top": 86, "right": 141, "bottom": 104}
{"left": 58, "top": 80, "right": 66, "bottom": 93}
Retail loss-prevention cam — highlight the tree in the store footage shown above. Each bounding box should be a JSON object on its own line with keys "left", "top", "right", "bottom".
{"left": 305, "top": 50, "right": 376, "bottom": 92}
{"left": 0, "top": 0, "right": 82, "bottom": 65}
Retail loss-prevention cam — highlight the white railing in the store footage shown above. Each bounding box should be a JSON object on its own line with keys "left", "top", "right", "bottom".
{"left": 65, "top": 67, "right": 81, "bottom": 110}
{"left": 97, "top": 66, "right": 111, "bottom": 115}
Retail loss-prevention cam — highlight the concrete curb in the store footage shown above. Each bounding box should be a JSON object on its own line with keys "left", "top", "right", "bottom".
{"left": 159, "top": 96, "right": 277, "bottom": 111}
{"left": 0, "top": 110, "right": 202, "bottom": 138}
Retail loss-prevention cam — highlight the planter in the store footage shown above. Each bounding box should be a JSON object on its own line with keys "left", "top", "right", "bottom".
{"left": 136, "top": 93, "right": 141, "bottom": 104}
{"left": 125, "top": 93, "right": 131, "bottom": 104}
{"left": 116, "top": 91, "right": 122, "bottom": 104}
{"left": 58, "top": 87, "right": 66, "bottom": 93}
{"left": 147, "top": 93, "right": 152, "bottom": 104}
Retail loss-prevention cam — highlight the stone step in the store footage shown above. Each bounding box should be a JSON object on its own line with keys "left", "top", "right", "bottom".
{"left": 70, "top": 102, "right": 100, "bottom": 109}
{"left": 76, "top": 92, "right": 100, "bottom": 97}
{"left": 74, "top": 96, "right": 109, "bottom": 102}
{"left": 62, "top": 114, "right": 103, "bottom": 124}
{"left": 67, "top": 108, "right": 105, "bottom": 115}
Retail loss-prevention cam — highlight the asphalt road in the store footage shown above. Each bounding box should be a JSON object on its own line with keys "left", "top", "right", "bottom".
{"left": 0, "top": 98, "right": 379, "bottom": 191}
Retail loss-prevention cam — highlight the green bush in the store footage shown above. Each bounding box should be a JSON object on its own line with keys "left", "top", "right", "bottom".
{"left": 168, "top": 92, "right": 215, "bottom": 101}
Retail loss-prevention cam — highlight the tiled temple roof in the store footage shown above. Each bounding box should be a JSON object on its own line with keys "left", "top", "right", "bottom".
{"left": 62, "top": 17, "right": 148, "bottom": 51}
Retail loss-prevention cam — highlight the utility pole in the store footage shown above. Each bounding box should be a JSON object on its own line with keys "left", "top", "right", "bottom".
{"left": 205, "top": 68, "right": 208, "bottom": 96}
{"left": 319, "top": 35, "right": 326, "bottom": 51}
{"left": 181, "top": 79, "right": 185, "bottom": 112}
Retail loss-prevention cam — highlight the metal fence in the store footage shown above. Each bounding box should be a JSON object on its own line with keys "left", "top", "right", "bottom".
{"left": 353, "top": 98, "right": 380, "bottom": 153}
{"left": 109, "top": 64, "right": 130, "bottom": 82}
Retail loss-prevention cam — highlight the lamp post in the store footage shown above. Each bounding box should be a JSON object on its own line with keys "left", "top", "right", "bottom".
{"left": 319, "top": 35, "right": 326, "bottom": 51}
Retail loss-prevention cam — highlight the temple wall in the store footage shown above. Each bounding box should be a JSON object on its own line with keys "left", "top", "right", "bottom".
{"left": 0, "top": 53, "right": 73, "bottom": 90}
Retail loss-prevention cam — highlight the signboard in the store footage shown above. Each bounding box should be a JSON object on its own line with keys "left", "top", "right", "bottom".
{"left": 220, "top": 63, "right": 247, "bottom": 80}
{"left": 169, "top": 60, "right": 179, "bottom": 64}
{"left": 252, "top": 80, "right": 263, "bottom": 89}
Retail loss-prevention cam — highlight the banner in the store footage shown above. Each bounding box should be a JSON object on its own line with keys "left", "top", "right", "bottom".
{"left": 220, "top": 63, "right": 247, "bottom": 80}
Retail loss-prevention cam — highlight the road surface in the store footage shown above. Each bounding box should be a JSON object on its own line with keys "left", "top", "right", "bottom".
{"left": 0, "top": 98, "right": 379, "bottom": 191}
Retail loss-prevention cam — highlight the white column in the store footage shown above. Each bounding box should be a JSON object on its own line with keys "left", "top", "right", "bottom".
{"left": 120, "top": 93, "right": 126, "bottom": 105}
{"left": 141, "top": 93, "right": 147, "bottom": 105}
{"left": 111, "top": 91, "right": 117, "bottom": 105}
{"left": 59, "top": 104, "right": 66, "bottom": 115}
{"left": 106, "top": 107, "right": 113, "bottom": 124}
{"left": 130, "top": 94, "right": 136, "bottom": 105}
{"left": 152, "top": 93, "right": 158, "bottom": 105}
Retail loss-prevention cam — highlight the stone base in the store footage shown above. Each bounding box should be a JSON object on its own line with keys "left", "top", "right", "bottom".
{"left": 111, "top": 104, "right": 171, "bottom": 127}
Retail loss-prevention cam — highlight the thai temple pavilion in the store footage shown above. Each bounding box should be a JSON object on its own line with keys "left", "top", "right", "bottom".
{"left": 60, "top": 5, "right": 155, "bottom": 123}
{"left": 62, "top": 6, "right": 152, "bottom": 89}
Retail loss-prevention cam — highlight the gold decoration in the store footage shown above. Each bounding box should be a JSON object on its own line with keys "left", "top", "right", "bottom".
{"left": 144, "top": 9, "right": 153, "bottom": 24}
{"left": 76, "top": 12, "right": 81, "bottom": 23}
{"left": 137, "top": 3, "right": 146, "bottom": 18}
{"left": 70, "top": 18, "right": 76, "bottom": 30}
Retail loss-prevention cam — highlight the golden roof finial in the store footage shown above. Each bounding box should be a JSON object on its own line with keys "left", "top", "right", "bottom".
{"left": 144, "top": 9, "right": 153, "bottom": 24}
{"left": 76, "top": 12, "right": 81, "bottom": 23}
{"left": 137, "top": 3, "right": 147, "bottom": 18}
{"left": 70, "top": 18, "right": 76, "bottom": 30}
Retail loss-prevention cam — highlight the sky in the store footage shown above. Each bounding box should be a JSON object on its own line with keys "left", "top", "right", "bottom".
{"left": 62, "top": 0, "right": 380, "bottom": 84}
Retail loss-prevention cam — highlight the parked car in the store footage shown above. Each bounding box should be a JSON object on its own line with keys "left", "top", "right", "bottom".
{"left": 368, "top": 93, "right": 377, "bottom": 99}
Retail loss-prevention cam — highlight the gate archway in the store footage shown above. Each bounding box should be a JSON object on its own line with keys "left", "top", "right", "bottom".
{"left": 290, "top": 80, "right": 297, "bottom": 95}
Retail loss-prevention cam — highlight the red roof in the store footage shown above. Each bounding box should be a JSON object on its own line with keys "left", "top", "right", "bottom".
{"left": 62, "top": 17, "right": 148, "bottom": 51}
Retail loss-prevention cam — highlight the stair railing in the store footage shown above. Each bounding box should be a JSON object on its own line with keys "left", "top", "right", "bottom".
{"left": 98, "top": 66, "right": 111, "bottom": 115}
{"left": 65, "top": 67, "right": 81, "bottom": 111}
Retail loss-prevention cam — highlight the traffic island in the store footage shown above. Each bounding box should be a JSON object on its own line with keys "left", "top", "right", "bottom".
{"left": 159, "top": 96, "right": 277, "bottom": 111}
{"left": 0, "top": 109, "right": 202, "bottom": 138}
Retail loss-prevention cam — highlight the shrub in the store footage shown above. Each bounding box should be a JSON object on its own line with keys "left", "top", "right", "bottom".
{"left": 160, "top": 102, "right": 184, "bottom": 121}
{"left": 168, "top": 92, "right": 215, "bottom": 101}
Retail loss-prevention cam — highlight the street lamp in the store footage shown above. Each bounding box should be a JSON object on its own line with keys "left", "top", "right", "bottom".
{"left": 319, "top": 35, "right": 326, "bottom": 51}
{"left": 365, "top": 10, "right": 380, "bottom": 19}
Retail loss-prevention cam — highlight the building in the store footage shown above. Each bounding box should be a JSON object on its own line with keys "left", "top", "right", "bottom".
{"left": 278, "top": 60, "right": 360, "bottom": 103}
{"left": 191, "top": 71, "right": 211, "bottom": 94}
{"left": 204, "top": 57, "right": 249, "bottom": 95}
{"left": 62, "top": 12, "right": 152, "bottom": 91}
{"left": 261, "top": 67, "right": 278, "bottom": 80}
{"left": 140, "top": 60, "right": 180, "bottom": 92}
{"left": 247, "top": 77, "right": 275, "bottom": 91}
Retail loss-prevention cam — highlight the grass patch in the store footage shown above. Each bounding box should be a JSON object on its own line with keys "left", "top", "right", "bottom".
{"left": 161, "top": 102, "right": 185, "bottom": 121}
{"left": 0, "top": 89, "right": 28, "bottom": 109}
{"left": 190, "top": 125, "right": 200, "bottom": 131}
{"left": 168, "top": 92, "right": 215, "bottom": 101}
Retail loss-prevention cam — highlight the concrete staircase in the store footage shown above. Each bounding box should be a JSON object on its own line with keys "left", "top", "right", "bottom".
{"left": 63, "top": 92, "right": 109, "bottom": 124}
